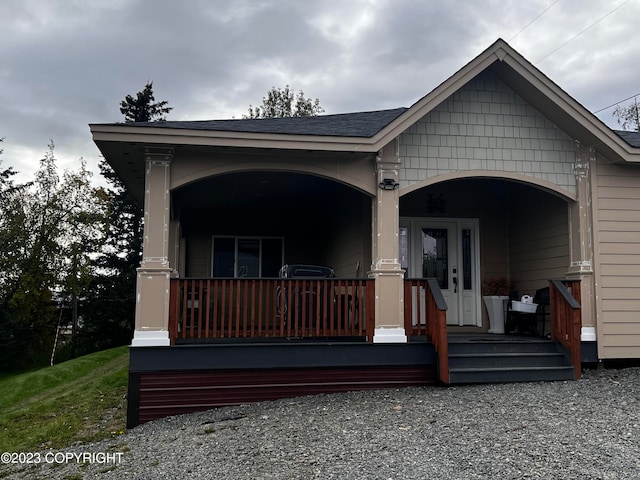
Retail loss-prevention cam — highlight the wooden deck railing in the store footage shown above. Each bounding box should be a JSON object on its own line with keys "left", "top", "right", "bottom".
{"left": 550, "top": 279, "right": 582, "bottom": 379}
{"left": 404, "top": 278, "right": 449, "bottom": 383}
{"left": 169, "top": 278, "right": 375, "bottom": 343}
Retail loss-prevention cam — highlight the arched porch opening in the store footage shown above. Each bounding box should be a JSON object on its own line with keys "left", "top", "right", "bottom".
{"left": 167, "top": 170, "right": 376, "bottom": 343}
{"left": 172, "top": 171, "right": 372, "bottom": 278}
{"left": 400, "top": 177, "right": 573, "bottom": 332}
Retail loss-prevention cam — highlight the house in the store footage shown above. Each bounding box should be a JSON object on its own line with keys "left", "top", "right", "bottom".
{"left": 91, "top": 39, "right": 640, "bottom": 428}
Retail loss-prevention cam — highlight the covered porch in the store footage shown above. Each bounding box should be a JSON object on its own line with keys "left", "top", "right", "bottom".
{"left": 167, "top": 172, "right": 585, "bottom": 375}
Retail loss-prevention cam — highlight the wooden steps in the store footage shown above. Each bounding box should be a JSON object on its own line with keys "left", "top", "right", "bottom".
{"left": 447, "top": 335, "right": 575, "bottom": 384}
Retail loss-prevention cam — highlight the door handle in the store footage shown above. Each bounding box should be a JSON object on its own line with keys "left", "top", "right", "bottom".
{"left": 452, "top": 267, "right": 458, "bottom": 293}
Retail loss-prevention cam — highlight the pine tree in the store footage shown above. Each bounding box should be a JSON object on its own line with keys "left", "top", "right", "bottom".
{"left": 119, "top": 81, "right": 173, "bottom": 122}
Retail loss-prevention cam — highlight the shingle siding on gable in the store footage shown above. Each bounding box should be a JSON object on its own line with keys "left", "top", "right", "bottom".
{"left": 398, "top": 71, "right": 577, "bottom": 193}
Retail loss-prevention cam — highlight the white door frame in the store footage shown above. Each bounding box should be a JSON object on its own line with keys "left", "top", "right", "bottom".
{"left": 400, "top": 217, "right": 482, "bottom": 327}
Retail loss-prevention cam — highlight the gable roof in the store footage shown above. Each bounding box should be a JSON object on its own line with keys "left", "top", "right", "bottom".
{"left": 91, "top": 38, "right": 640, "bottom": 173}
{"left": 372, "top": 39, "right": 640, "bottom": 163}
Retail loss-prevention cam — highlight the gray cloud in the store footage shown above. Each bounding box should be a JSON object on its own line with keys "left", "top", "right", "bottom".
{"left": 1, "top": 0, "right": 638, "bottom": 183}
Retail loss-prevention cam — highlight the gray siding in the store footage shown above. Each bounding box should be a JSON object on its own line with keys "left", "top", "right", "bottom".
{"left": 595, "top": 162, "right": 640, "bottom": 358}
{"left": 399, "top": 70, "right": 576, "bottom": 193}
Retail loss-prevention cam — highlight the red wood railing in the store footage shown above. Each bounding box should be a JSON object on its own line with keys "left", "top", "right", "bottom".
{"left": 549, "top": 279, "right": 582, "bottom": 380}
{"left": 169, "top": 278, "right": 375, "bottom": 343}
{"left": 404, "top": 278, "right": 449, "bottom": 383}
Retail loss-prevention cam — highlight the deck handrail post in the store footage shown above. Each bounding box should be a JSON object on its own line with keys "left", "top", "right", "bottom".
{"left": 550, "top": 279, "right": 582, "bottom": 379}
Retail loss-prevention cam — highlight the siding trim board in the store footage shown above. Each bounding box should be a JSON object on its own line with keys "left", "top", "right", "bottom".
{"left": 129, "top": 342, "right": 435, "bottom": 372}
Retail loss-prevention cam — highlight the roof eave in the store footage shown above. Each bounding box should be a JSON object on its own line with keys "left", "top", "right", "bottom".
{"left": 89, "top": 123, "right": 381, "bottom": 153}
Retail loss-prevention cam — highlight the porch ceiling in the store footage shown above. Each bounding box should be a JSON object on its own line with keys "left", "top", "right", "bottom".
{"left": 174, "top": 171, "right": 351, "bottom": 210}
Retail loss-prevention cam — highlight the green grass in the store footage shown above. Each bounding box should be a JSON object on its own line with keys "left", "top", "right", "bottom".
{"left": 0, "top": 346, "right": 129, "bottom": 452}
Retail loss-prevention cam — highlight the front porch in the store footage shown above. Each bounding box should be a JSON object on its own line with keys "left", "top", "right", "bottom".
{"left": 167, "top": 277, "right": 581, "bottom": 369}
{"left": 128, "top": 277, "right": 580, "bottom": 427}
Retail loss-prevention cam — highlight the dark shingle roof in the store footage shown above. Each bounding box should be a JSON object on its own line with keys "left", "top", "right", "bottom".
{"left": 108, "top": 108, "right": 640, "bottom": 149}
{"left": 119, "top": 107, "right": 409, "bottom": 138}
{"left": 614, "top": 130, "right": 640, "bottom": 148}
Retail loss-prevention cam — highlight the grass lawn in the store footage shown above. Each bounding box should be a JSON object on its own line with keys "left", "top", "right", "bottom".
{"left": 0, "top": 346, "right": 129, "bottom": 452}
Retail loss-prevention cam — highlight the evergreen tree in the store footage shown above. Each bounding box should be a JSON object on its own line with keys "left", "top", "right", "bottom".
{"left": 119, "top": 81, "right": 173, "bottom": 122}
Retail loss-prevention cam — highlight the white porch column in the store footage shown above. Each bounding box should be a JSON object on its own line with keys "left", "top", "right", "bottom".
{"left": 568, "top": 140, "right": 596, "bottom": 342}
{"left": 370, "top": 139, "right": 406, "bottom": 343}
{"left": 132, "top": 148, "right": 173, "bottom": 347}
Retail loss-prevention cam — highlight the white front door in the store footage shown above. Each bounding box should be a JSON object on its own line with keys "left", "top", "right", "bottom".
{"left": 401, "top": 218, "right": 481, "bottom": 327}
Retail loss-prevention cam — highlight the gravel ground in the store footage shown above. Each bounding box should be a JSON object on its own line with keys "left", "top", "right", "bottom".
{"left": 2, "top": 366, "right": 640, "bottom": 480}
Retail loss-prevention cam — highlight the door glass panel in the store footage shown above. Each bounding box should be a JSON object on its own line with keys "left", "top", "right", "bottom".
{"left": 237, "top": 239, "right": 260, "bottom": 277}
{"left": 213, "top": 238, "right": 235, "bottom": 277}
{"left": 422, "top": 228, "right": 448, "bottom": 288}
{"left": 462, "top": 229, "right": 472, "bottom": 290}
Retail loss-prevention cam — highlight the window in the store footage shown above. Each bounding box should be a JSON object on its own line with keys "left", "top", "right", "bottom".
{"left": 422, "top": 228, "right": 448, "bottom": 288}
{"left": 462, "top": 228, "right": 472, "bottom": 290}
{"left": 212, "top": 236, "right": 284, "bottom": 278}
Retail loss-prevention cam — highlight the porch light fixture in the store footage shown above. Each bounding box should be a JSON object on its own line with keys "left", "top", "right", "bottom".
{"left": 379, "top": 178, "right": 400, "bottom": 190}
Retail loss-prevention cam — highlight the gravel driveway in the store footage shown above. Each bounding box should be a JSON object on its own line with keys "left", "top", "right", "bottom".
{"left": 3, "top": 366, "right": 640, "bottom": 479}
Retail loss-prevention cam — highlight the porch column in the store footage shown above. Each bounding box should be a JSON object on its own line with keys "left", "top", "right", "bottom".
{"left": 370, "top": 139, "right": 406, "bottom": 343}
{"left": 568, "top": 140, "right": 596, "bottom": 342}
{"left": 132, "top": 148, "right": 174, "bottom": 347}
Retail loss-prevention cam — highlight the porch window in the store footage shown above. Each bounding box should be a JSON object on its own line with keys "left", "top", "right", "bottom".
{"left": 212, "top": 236, "right": 284, "bottom": 278}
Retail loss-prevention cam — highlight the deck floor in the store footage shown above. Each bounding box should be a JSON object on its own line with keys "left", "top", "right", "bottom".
{"left": 447, "top": 333, "right": 552, "bottom": 344}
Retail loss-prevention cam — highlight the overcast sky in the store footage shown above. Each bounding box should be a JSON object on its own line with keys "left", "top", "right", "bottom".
{"left": 1, "top": 0, "right": 639, "bottom": 184}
